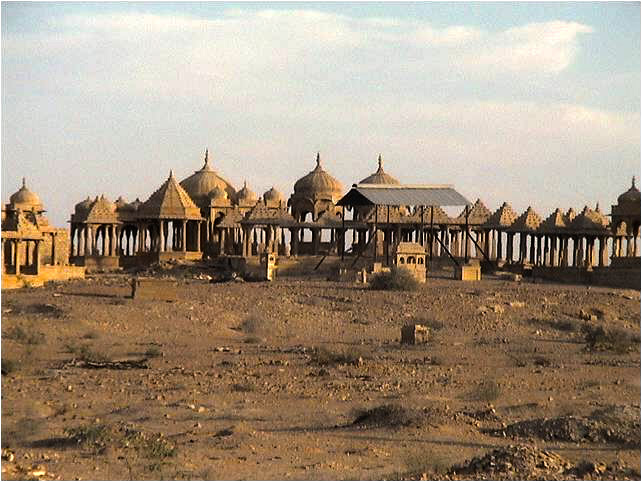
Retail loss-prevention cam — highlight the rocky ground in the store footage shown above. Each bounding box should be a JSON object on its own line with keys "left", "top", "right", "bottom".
{"left": 1, "top": 265, "right": 640, "bottom": 480}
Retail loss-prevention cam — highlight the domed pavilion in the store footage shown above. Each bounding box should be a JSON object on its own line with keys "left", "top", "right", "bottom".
{"left": 289, "top": 152, "right": 343, "bottom": 222}
{"left": 180, "top": 149, "right": 236, "bottom": 210}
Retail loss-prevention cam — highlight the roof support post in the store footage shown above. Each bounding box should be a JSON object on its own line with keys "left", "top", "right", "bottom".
{"left": 429, "top": 206, "right": 434, "bottom": 264}
{"left": 374, "top": 206, "right": 378, "bottom": 263}
{"left": 464, "top": 205, "right": 469, "bottom": 263}
{"left": 341, "top": 206, "right": 345, "bottom": 261}
{"left": 420, "top": 205, "right": 425, "bottom": 246}
{"left": 386, "top": 205, "right": 390, "bottom": 266}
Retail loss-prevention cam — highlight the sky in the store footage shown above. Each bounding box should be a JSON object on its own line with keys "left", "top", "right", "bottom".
{"left": 2, "top": 1, "right": 640, "bottom": 228}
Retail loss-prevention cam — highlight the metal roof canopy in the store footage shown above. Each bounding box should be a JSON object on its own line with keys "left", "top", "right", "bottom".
{"left": 336, "top": 184, "right": 471, "bottom": 207}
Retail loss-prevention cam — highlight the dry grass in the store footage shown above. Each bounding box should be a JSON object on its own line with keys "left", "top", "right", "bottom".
{"left": 369, "top": 267, "right": 420, "bottom": 292}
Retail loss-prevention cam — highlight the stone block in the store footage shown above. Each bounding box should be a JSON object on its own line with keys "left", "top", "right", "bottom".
{"left": 454, "top": 263, "right": 481, "bottom": 281}
{"left": 401, "top": 324, "right": 430, "bottom": 345}
{"left": 131, "top": 277, "right": 178, "bottom": 301}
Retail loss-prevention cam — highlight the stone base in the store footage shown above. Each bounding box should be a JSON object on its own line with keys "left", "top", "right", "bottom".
{"left": 2, "top": 264, "right": 85, "bottom": 290}
{"left": 454, "top": 263, "right": 482, "bottom": 281}
{"left": 131, "top": 277, "right": 178, "bottom": 301}
{"left": 401, "top": 324, "right": 430, "bottom": 344}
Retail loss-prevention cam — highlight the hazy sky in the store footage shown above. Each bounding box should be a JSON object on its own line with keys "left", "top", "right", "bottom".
{"left": 2, "top": 1, "right": 640, "bottom": 227}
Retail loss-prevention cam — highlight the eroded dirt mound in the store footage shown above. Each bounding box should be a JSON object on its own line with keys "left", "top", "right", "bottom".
{"left": 451, "top": 445, "right": 571, "bottom": 479}
{"left": 487, "top": 407, "right": 640, "bottom": 447}
{"left": 450, "top": 445, "right": 640, "bottom": 480}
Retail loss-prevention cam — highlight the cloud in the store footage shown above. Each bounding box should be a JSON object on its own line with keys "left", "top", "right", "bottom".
{"left": 2, "top": 10, "right": 595, "bottom": 105}
{"left": 1, "top": 8, "right": 637, "bottom": 228}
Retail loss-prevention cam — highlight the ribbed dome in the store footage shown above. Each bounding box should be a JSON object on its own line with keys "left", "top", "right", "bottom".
{"left": 115, "top": 196, "right": 128, "bottom": 210}
{"left": 9, "top": 178, "right": 43, "bottom": 211}
{"left": 263, "top": 187, "right": 283, "bottom": 202}
{"left": 208, "top": 186, "right": 228, "bottom": 200}
{"left": 179, "top": 149, "right": 236, "bottom": 207}
{"left": 94, "top": 194, "right": 117, "bottom": 213}
{"left": 293, "top": 153, "right": 343, "bottom": 197}
{"left": 236, "top": 181, "right": 257, "bottom": 204}
{"left": 617, "top": 176, "right": 640, "bottom": 204}
{"left": 359, "top": 155, "right": 399, "bottom": 185}
{"left": 129, "top": 198, "right": 142, "bottom": 211}
{"left": 74, "top": 196, "right": 93, "bottom": 214}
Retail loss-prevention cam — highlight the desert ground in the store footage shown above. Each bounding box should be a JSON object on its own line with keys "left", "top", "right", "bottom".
{"left": 1, "top": 265, "right": 640, "bottom": 480}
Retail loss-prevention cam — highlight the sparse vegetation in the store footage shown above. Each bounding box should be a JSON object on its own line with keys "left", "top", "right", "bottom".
{"left": 82, "top": 330, "right": 100, "bottom": 339}
{"left": 1, "top": 358, "right": 19, "bottom": 375}
{"left": 238, "top": 315, "right": 268, "bottom": 335}
{"left": 583, "top": 325, "right": 640, "bottom": 353}
{"left": 65, "top": 423, "right": 112, "bottom": 452}
{"left": 144, "top": 346, "right": 162, "bottom": 358}
{"left": 4, "top": 324, "right": 45, "bottom": 345}
{"left": 231, "top": 382, "right": 255, "bottom": 392}
{"left": 309, "top": 346, "right": 367, "bottom": 366}
{"left": 403, "top": 449, "right": 450, "bottom": 477}
{"left": 467, "top": 380, "right": 502, "bottom": 402}
{"left": 243, "top": 336, "right": 262, "bottom": 344}
{"left": 352, "top": 403, "right": 423, "bottom": 428}
{"left": 64, "top": 342, "right": 110, "bottom": 363}
{"left": 369, "top": 267, "right": 420, "bottom": 291}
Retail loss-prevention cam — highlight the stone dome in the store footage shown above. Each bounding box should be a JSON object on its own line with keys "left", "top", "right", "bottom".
{"left": 179, "top": 149, "right": 236, "bottom": 208}
{"left": 359, "top": 154, "right": 399, "bottom": 185}
{"left": 93, "top": 194, "right": 117, "bottom": 213}
{"left": 74, "top": 196, "right": 93, "bottom": 215}
{"left": 617, "top": 176, "right": 641, "bottom": 204}
{"left": 263, "top": 187, "right": 283, "bottom": 203}
{"left": 115, "top": 196, "right": 128, "bottom": 210}
{"left": 9, "top": 178, "right": 43, "bottom": 211}
{"left": 208, "top": 186, "right": 228, "bottom": 201}
{"left": 235, "top": 181, "right": 257, "bottom": 204}
{"left": 293, "top": 153, "right": 343, "bottom": 198}
{"left": 128, "top": 198, "right": 142, "bottom": 211}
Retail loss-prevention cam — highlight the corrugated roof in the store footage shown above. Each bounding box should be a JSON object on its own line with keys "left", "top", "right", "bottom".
{"left": 336, "top": 184, "right": 470, "bottom": 207}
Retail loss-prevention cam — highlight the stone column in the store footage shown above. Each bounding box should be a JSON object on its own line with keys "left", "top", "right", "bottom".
{"left": 34, "top": 240, "right": 40, "bottom": 274}
{"left": 15, "top": 240, "right": 21, "bottom": 275}
{"left": 70, "top": 225, "right": 75, "bottom": 259}
{"left": 598, "top": 237, "right": 608, "bottom": 267}
{"left": 550, "top": 236, "right": 558, "bottom": 267}
{"left": 159, "top": 220, "right": 165, "bottom": 252}
{"left": 182, "top": 220, "right": 187, "bottom": 252}
{"left": 312, "top": 228, "right": 320, "bottom": 255}
{"left": 1, "top": 238, "right": 4, "bottom": 274}
{"left": 196, "top": 221, "right": 201, "bottom": 253}
{"left": 51, "top": 233, "right": 56, "bottom": 265}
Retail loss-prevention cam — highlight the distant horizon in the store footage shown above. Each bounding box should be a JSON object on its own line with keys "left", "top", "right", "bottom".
{"left": 2, "top": 1, "right": 640, "bottom": 227}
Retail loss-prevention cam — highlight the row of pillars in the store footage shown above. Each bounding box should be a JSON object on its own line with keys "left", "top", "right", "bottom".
{"left": 1, "top": 238, "right": 41, "bottom": 275}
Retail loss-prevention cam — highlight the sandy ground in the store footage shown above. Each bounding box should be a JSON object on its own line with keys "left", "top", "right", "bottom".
{"left": 1, "top": 269, "right": 640, "bottom": 480}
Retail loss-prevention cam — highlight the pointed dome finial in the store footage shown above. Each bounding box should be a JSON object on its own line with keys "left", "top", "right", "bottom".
{"left": 378, "top": 154, "right": 383, "bottom": 171}
{"left": 169, "top": 169, "right": 174, "bottom": 179}
{"left": 595, "top": 202, "right": 600, "bottom": 212}
{"left": 633, "top": 175, "right": 637, "bottom": 188}
{"left": 243, "top": 180, "right": 248, "bottom": 189}
{"left": 205, "top": 148, "right": 209, "bottom": 164}
{"left": 316, "top": 152, "right": 321, "bottom": 168}
{"left": 22, "top": 177, "right": 26, "bottom": 188}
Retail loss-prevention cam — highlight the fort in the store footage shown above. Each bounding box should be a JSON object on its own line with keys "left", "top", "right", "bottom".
{"left": 2, "top": 149, "right": 639, "bottom": 289}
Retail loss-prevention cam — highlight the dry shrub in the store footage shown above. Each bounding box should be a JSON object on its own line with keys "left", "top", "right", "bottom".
{"left": 238, "top": 315, "right": 268, "bottom": 335}
{"left": 369, "top": 267, "right": 420, "bottom": 292}
{"left": 352, "top": 403, "right": 423, "bottom": 429}
{"left": 64, "top": 342, "right": 110, "bottom": 363}
{"left": 5, "top": 325, "right": 45, "bottom": 345}
{"left": 583, "top": 325, "right": 640, "bottom": 353}
{"left": 309, "top": 346, "right": 368, "bottom": 366}
{"left": 1, "top": 358, "right": 19, "bottom": 375}
{"left": 467, "top": 380, "right": 502, "bottom": 402}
